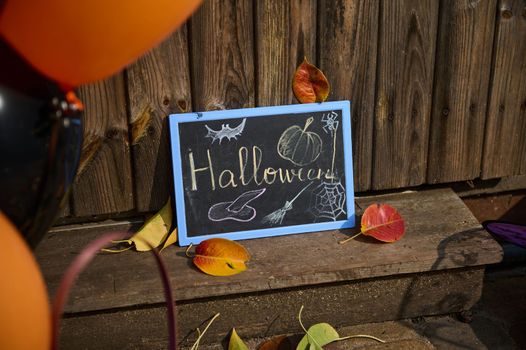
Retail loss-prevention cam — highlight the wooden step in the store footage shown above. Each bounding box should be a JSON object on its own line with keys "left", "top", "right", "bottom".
{"left": 36, "top": 188, "right": 503, "bottom": 349}
{"left": 194, "top": 312, "right": 517, "bottom": 350}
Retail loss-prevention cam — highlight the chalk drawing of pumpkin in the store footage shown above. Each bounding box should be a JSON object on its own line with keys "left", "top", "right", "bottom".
{"left": 277, "top": 117, "right": 322, "bottom": 166}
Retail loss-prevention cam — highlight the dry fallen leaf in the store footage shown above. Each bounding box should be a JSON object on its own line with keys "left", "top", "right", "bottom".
{"left": 292, "top": 58, "right": 330, "bottom": 103}
{"left": 339, "top": 203, "right": 405, "bottom": 244}
{"left": 102, "top": 198, "right": 176, "bottom": 252}
{"left": 190, "top": 238, "right": 250, "bottom": 276}
{"left": 257, "top": 335, "right": 294, "bottom": 350}
{"left": 361, "top": 204, "right": 405, "bottom": 242}
{"left": 160, "top": 228, "right": 178, "bottom": 252}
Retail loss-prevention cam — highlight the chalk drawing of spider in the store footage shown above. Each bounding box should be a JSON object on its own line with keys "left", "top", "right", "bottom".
{"left": 321, "top": 111, "right": 339, "bottom": 134}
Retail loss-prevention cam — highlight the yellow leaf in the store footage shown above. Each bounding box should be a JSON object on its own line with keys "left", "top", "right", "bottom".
{"left": 191, "top": 238, "right": 250, "bottom": 276}
{"left": 229, "top": 328, "right": 249, "bottom": 350}
{"left": 102, "top": 198, "right": 172, "bottom": 252}
{"left": 160, "top": 228, "right": 178, "bottom": 252}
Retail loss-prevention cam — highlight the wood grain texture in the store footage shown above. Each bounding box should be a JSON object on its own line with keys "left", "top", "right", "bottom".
{"left": 36, "top": 189, "right": 502, "bottom": 313}
{"left": 72, "top": 75, "right": 134, "bottom": 216}
{"left": 190, "top": 0, "right": 255, "bottom": 111}
{"left": 427, "top": 0, "right": 497, "bottom": 184}
{"left": 57, "top": 268, "right": 482, "bottom": 349}
{"left": 56, "top": 193, "right": 71, "bottom": 219}
{"left": 127, "top": 27, "right": 192, "bottom": 213}
{"left": 482, "top": 0, "right": 526, "bottom": 179}
{"left": 373, "top": 0, "right": 439, "bottom": 190}
{"left": 318, "top": 0, "right": 379, "bottom": 192}
{"left": 256, "top": 0, "right": 317, "bottom": 106}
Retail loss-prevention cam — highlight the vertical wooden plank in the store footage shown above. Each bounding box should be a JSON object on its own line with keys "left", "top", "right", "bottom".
{"left": 318, "top": 0, "right": 379, "bottom": 192}
{"left": 190, "top": 0, "right": 255, "bottom": 111}
{"left": 58, "top": 198, "right": 71, "bottom": 219}
{"left": 482, "top": 0, "right": 526, "bottom": 179}
{"left": 127, "top": 27, "right": 192, "bottom": 212}
{"left": 72, "top": 75, "right": 134, "bottom": 216}
{"left": 427, "top": 0, "right": 497, "bottom": 184}
{"left": 372, "top": 0, "right": 439, "bottom": 190}
{"left": 256, "top": 0, "right": 317, "bottom": 106}
{"left": 53, "top": 196, "right": 71, "bottom": 225}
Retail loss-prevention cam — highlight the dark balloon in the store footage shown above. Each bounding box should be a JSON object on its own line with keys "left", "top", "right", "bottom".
{"left": 0, "top": 39, "right": 83, "bottom": 247}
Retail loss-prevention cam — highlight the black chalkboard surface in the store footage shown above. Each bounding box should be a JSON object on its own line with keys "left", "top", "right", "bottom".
{"left": 169, "top": 101, "right": 355, "bottom": 245}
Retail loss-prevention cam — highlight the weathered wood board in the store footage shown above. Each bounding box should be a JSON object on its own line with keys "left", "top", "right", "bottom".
{"left": 318, "top": 0, "right": 379, "bottom": 192}
{"left": 37, "top": 189, "right": 502, "bottom": 314}
{"left": 127, "top": 27, "right": 192, "bottom": 212}
{"left": 190, "top": 0, "right": 255, "bottom": 111}
{"left": 427, "top": 0, "right": 496, "bottom": 184}
{"left": 55, "top": 1, "right": 526, "bottom": 220}
{"left": 256, "top": 0, "right": 317, "bottom": 106}
{"left": 373, "top": 0, "right": 439, "bottom": 190}
{"left": 72, "top": 75, "right": 134, "bottom": 217}
{"left": 57, "top": 268, "right": 483, "bottom": 349}
{"left": 482, "top": 0, "right": 526, "bottom": 179}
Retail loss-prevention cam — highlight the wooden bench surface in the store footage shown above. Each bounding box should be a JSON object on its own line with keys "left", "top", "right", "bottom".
{"left": 36, "top": 188, "right": 502, "bottom": 314}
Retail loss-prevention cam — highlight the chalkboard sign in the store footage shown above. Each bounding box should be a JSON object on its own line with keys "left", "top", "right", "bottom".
{"left": 169, "top": 101, "right": 355, "bottom": 246}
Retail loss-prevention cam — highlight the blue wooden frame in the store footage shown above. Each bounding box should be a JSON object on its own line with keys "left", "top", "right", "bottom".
{"left": 169, "top": 101, "right": 355, "bottom": 246}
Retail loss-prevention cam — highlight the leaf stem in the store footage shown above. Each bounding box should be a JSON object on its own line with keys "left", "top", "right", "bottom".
{"left": 338, "top": 232, "right": 362, "bottom": 245}
{"left": 100, "top": 246, "right": 132, "bottom": 253}
{"left": 190, "top": 313, "right": 220, "bottom": 350}
{"left": 336, "top": 334, "right": 385, "bottom": 343}
{"left": 185, "top": 243, "right": 194, "bottom": 258}
{"left": 100, "top": 239, "right": 133, "bottom": 253}
{"left": 298, "top": 305, "right": 322, "bottom": 349}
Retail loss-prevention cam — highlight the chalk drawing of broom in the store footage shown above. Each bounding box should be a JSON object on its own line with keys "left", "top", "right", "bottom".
{"left": 262, "top": 182, "right": 313, "bottom": 226}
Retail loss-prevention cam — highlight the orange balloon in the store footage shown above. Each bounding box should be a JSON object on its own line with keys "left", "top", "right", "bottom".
{"left": 0, "top": 212, "right": 51, "bottom": 350}
{"left": 0, "top": 0, "right": 202, "bottom": 87}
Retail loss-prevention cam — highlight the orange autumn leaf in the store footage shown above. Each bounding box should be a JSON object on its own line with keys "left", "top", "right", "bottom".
{"left": 192, "top": 238, "right": 250, "bottom": 276}
{"left": 361, "top": 204, "right": 405, "bottom": 242}
{"left": 292, "top": 58, "right": 330, "bottom": 103}
{"left": 257, "top": 335, "right": 293, "bottom": 350}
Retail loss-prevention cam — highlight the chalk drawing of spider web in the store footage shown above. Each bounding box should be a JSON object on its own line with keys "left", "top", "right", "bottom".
{"left": 309, "top": 180, "right": 347, "bottom": 221}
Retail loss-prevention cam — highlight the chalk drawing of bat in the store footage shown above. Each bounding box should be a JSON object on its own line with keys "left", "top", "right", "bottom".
{"left": 205, "top": 118, "right": 247, "bottom": 144}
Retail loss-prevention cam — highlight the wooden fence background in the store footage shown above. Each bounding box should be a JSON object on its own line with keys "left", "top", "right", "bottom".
{"left": 61, "top": 0, "right": 526, "bottom": 220}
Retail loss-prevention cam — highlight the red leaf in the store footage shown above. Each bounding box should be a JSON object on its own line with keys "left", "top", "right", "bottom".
{"left": 258, "top": 335, "right": 294, "bottom": 350}
{"left": 361, "top": 204, "right": 405, "bottom": 242}
{"left": 292, "top": 58, "right": 330, "bottom": 103}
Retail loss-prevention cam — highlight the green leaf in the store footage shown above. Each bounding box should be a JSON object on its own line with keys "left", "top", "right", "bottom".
{"left": 296, "top": 323, "right": 340, "bottom": 350}
{"left": 296, "top": 306, "right": 385, "bottom": 349}
{"left": 229, "top": 328, "right": 249, "bottom": 350}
